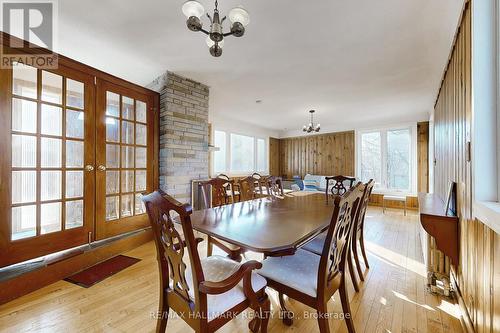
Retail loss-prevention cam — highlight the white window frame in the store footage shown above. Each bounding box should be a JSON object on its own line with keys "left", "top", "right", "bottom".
{"left": 211, "top": 129, "right": 268, "bottom": 177}
{"left": 356, "top": 123, "right": 417, "bottom": 195}
{"left": 471, "top": 0, "right": 500, "bottom": 234}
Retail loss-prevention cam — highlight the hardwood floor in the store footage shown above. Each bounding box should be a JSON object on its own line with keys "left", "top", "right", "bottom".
{"left": 0, "top": 207, "right": 463, "bottom": 333}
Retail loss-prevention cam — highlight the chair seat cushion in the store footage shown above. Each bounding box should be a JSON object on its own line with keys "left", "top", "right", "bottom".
{"left": 258, "top": 249, "right": 320, "bottom": 297}
{"left": 301, "top": 231, "right": 327, "bottom": 256}
{"left": 182, "top": 255, "right": 267, "bottom": 321}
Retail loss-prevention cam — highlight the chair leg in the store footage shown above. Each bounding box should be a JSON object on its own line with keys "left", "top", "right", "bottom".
{"left": 353, "top": 238, "right": 365, "bottom": 281}
{"left": 207, "top": 235, "right": 213, "bottom": 257}
{"left": 339, "top": 277, "right": 355, "bottom": 333}
{"left": 156, "top": 294, "right": 169, "bottom": 333}
{"left": 359, "top": 233, "right": 370, "bottom": 269}
{"left": 260, "top": 296, "right": 271, "bottom": 333}
{"left": 278, "top": 292, "right": 293, "bottom": 326}
{"left": 317, "top": 301, "right": 330, "bottom": 333}
{"left": 347, "top": 249, "right": 359, "bottom": 292}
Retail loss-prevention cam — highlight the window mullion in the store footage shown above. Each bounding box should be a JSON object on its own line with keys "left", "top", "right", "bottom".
{"left": 381, "top": 130, "right": 388, "bottom": 190}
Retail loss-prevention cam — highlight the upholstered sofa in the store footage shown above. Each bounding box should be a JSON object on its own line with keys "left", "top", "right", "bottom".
{"left": 291, "top": 174, "right": 330, "bottom": 192}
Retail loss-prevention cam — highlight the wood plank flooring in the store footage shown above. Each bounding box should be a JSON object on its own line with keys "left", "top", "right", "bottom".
{"left": 0, "top": 207, "right": 463, "bottom": 333}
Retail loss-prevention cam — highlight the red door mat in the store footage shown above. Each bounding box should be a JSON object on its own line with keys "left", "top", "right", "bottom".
{"left": 64, "top": 255, "right": 141, "bottom": 288}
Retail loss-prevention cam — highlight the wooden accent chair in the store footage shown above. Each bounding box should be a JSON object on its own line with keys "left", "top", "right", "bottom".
{"left": 267, "top": 176, "right": 284, "bottom": 197}
{"left": 199, "top": 178, "right": 246, "bottom": 262}
{"left": 217, "top": 173, "right": 240, "bottom": 203}
{"left": 325, "top": 175, "right": 356, "bottom": 203}
{"left": 142, "top": 190, "right": 270, "bottom": 333}
{"left": 239, "top": 176, "right": 257, "bottom": 201}
{"left": 302, "top": 180, "right": 374, "bottom": 291}
{"left": 258, "top": 184, "right": 365, "bottom": 333}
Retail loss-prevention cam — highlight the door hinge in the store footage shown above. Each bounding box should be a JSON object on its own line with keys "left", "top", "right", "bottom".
{"left": 94, "top": 76, "right": 97, "bottom": 85}
{"left": 88, "top": 231, "right": 92, "bottom": 244}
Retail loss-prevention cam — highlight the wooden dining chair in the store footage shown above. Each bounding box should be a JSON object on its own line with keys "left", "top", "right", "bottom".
{"left": 217, "top": 173, "right": 239, "bottom": 203}
{"left": 351, "top": 179, "right": 374, "bottom": 281}
{"left": 199, "top": 178, "right": 234, "bottom": 208}
{"left": 239, "top": 176, "right": 257, "bottom": 201}
{"left": 142, "top": 190, "right": 270, "bottom": 333}
{"left": 325, "top": 175, "right": 356, "bottom": 203}
{"left": 302, "top": 180, "right": 374, "bottom": 291}
{"left": 251, "top": 173, "right": 267, "bottom": 197}
{"left": 258, "top": 184, "right": 364, "bottom": 333}
{"left": 267, "top": 176, "right": 284, "bottom": 198}
{"left": 199, "top": 178, "right": 246, "bottom": 262}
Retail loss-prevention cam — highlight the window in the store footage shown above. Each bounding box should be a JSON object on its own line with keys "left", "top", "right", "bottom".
{"left": 213, "top": 131, "right": 226, "bottom": 173}
{"left": 212, "top": 130, "right": 267, "bottom": 175}
{"left": 230, "top": 133, "right": 255, "bottom": 172}
{"left": 358, "top": 126, "right": 415, "bottom": 193}
{"left": 257, "top": 138, "right": 266, "bottom": 172}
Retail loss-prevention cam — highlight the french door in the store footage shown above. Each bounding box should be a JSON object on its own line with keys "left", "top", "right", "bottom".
{"left": 0, "top": 63, "right": 95, "bottom": 267}
{"left": 94, "top": 79, "right": 156, "bottom": 240}
{"left": 0, "top": 60, "right": 158, "bottom": 267}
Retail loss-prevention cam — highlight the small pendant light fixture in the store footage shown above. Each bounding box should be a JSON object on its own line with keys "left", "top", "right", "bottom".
{"left": 302, "top": 110, "right": 321, "bottom": 133}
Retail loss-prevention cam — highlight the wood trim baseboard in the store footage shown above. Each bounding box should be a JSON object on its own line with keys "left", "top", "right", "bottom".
{"left": 0, "top": 229, "right": 152, "bottom": 305}
{"left": 450, "top": 269, "right": 475, "bottom": 333}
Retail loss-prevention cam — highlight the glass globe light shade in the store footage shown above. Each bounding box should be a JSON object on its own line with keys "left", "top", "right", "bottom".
{"left": 206, "top": 36, "right": 224, "bottom": 48}
{"left": 182, "top": 0, "right": 204, "bottom": 18}
{"left": 228, "top": 6, "right": 250, "bottom": 26}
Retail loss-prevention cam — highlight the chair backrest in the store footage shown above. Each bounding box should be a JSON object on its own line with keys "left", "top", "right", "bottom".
{"left": 267, "top": 176, "right": 284, "bottom": 197}
{"left": 251, "top": 172, "right": 262, "bottom": 180}
{"left": 325, "top": 175, "right": 356, "bottom": 201}
{"left": 251, "top": 173, "right": 265, "bottom": 194}
{"left": 239, "top": 176, "right": 256, "bottom": 201}
{"left": 199, "top": 178, "right": 233, "bottom": 209}
{"left": 356, "top": 179, "right": 375, "bottom": 233}
{"left": 217, "top": 173, "right": 230, "bottom": 181}
{"left": 318, "top": 183, "right": 364, "bottom": 291}
{"left": 142, "top": 191, "right": 204, "bottom": 314}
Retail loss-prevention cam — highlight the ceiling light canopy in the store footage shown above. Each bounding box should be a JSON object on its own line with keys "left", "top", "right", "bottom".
{"left": 182, "top": 0, "right": 250, "bottom": 57}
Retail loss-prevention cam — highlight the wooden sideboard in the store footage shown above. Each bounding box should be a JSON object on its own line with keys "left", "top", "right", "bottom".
{"left": 418, "top": 192, "right": 459, "bottom": 266}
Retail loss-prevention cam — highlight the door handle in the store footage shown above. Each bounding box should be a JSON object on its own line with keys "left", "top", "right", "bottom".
{"left": 97, "top": 165, "right": 106, "bottom": 172}
{"left": 85, "top": 165, "right": 94, "bottom": 172}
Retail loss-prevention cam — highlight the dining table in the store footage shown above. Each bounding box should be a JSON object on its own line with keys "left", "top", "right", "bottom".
{"left": 189, "top": 191, "right": 335, "bottom": 256}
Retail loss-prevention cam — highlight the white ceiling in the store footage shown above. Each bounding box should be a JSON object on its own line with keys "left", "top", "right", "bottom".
{"left": 57, "top": 0, "right": 464, "bottom": 137}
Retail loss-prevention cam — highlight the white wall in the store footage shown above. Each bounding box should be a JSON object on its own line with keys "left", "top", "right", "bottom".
{"left": 210, "top": 114, "right": 281, "bottom": 139}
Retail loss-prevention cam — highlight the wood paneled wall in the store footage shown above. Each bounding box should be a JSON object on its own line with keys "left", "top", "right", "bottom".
{"left": 275, "top": 131, "right": 355, "bottom": 179}
{"left": 417, "top": 121, "right": 430, "bottom": 193}
{"left": 269, "top": 137, "right": 281, "bottom": 176}
{"left": 433, "top": 3, "right": 499, "bottom": 332}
